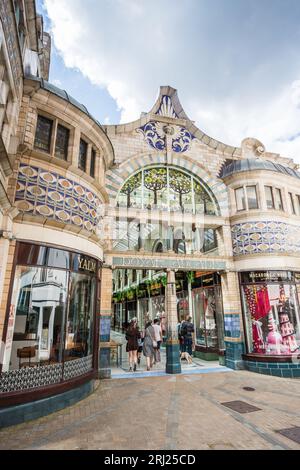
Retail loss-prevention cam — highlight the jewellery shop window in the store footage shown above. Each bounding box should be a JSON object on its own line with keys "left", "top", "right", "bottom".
{"left": 3, "top": 242, "right": 98, "bottom": 373}
{"left": 241, "top": 271, "right": 300, "bottom": 356}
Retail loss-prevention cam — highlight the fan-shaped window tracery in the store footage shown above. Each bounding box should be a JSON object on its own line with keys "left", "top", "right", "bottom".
{"left": 117, "top": 166, "right": 218, "bottom": 215}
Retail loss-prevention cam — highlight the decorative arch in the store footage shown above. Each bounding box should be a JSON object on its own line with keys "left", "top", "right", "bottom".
{"left": 105, "top": 153, "right": 229, "bottom": 216}
{"left": 116, "top": 165, "right": 219, "bottom": 215}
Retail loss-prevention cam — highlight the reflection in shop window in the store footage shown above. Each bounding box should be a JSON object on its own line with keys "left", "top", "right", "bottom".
{"left": 66, "top": 273, "right": 96, "bottom": 360}
{"left": 193, "top": 285, "right": 224, "bottom": 350}
{"left": 6, "top": 266, "right": 68, "bottom": 371}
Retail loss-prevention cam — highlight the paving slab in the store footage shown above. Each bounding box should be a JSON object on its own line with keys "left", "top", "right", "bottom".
{"left": 0, "top": 370, "right": 300, "bottom": 450}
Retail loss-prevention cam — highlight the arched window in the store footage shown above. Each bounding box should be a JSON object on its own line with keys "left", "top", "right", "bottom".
{"left": 153, "top": 240, "right": 164, "bottom": 253}
{"left": 117, "top": 166, "right": 218, "bottom": 215}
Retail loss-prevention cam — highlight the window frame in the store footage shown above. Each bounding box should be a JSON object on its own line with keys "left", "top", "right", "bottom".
{"left": 34, "top": 114, "right": 53, "bottom": 153}
{"left": 90, "top": 148, "right": 96, "bottom": 178}
{"left": 78, "top": 138, "right": 88, "bottom": 172}
{"left": 289, "top": 192, "right": 296, "bottom": 215}
{"left": 235, "top": 186, "right": 246, "bottom": 212}
{"left": 264, "top": 185, "right": 275, "bottom": 210}
{"left": 54, "top": 123, "right": 70, "bottom": 161}
{"left": 246, "top": 185, "right": 259, "bottom": 210}
{"left": 274, "top": 187, "right": 283, "bottom": 211}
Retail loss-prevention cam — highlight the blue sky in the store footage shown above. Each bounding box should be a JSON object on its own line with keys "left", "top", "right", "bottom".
{"left": 37, "top": 0, "right": 121, "bottom": 124}
{"left": 37, "top": 0, "right": 300, "bottom": 161}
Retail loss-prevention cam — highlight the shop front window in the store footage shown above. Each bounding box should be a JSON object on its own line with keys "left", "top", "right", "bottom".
{"left": 7, "top": 266, "right": 68, "bottom": 371}
{"left": 193, "top": 284, "right": 224, "bottom": 350}
{"left": 66, "top": 274, "right": 96, "bottom": 360}
{"left": 177, "top": 292, "right": 189, "bottom": 322}
{"left": 2, "top": 243, "right": 98, "bottom": 380}
{"left": 241, "top": 272, "right": 300, "bottom": 356}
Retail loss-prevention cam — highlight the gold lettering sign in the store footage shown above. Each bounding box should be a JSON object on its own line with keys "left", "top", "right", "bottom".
{"left": 78, "top": 256, "right": 96, "bottom": 273}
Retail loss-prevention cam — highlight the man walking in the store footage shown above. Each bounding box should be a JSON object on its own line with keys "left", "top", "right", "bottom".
{"left": 181, "top": 316, "right": 195, "bottom": 356}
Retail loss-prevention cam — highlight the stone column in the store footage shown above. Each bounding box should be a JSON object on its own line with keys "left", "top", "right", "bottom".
{"left": 70, "top": 126, "right": 81, "bottom": 168}
{"left": 220, "top": 271, "right": 245, "bottom": 370}
{"left": 99, "top": 265, "right": 113, "bottom": 379}
{"left": 165, "top": 269, "right": 181, "bottom": 374}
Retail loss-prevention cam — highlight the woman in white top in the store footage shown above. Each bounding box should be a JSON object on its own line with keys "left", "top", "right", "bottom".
{"left": 153, "top": 318, "right": 163, "bottom": 363}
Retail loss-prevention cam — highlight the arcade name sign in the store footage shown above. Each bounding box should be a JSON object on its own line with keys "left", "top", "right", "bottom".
{"left": 112, "top": 256, "right": 226, "bottom": 271}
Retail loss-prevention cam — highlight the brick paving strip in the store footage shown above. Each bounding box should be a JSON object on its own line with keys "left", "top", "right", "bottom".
{"left": 0, "top": 370, "right": 299, "bottom": 450}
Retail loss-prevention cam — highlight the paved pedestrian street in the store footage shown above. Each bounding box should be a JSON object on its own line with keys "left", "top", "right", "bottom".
{"left": 0, "top": 370, "right": 300, "bottom": 450}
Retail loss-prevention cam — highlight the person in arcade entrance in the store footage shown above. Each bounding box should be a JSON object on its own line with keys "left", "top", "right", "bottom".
{"left": 125, "top": 318, "right": 141, "bottom": 372}
{"left": 181, "top": 316, "right": 195, "bottom": 357}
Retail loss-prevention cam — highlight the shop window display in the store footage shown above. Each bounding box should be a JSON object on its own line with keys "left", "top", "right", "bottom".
{"left": 241, "top": 272, "right": 300, "bottom": 356}
{"left": 192, "top": 274, "right": 224, "bottom": 351}
{"left": 6, "top": 266, "right": 68, "bottom": 370}
{"left": 2, "top": 243, "right": 98, "bottom": 375}
{"left": 65, "top": 273, "right": 96, "bottom": 360}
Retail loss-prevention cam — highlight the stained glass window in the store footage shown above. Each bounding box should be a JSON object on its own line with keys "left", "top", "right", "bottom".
{"left": 79, "top": 139, "right": 88, "bottom": 171}
{"left": 34, "top": 115, "right": 53, "bottom": 153}
{"left": 117, "top": 166, "right": 218, "bottom": 215}
{"left": 55, "top": 124, "right": 69, "bottom": 160}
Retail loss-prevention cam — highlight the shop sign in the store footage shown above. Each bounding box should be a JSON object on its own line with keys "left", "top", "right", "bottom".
{"left": 241, "top": 271, "right": 293, "bottom": 284}
{"left": 75, "top": 255, "right": 97, "bottom": 273}
{"left": 112, "top": 257, "right": 226, "bottom": 271}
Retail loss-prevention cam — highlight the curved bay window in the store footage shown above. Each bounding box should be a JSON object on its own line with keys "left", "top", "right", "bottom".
{"left": 117, "top": 166, "right": 219, "bottom": 215}
{"left": 192, "top": 273, "right": 225, "bottom": 352}
{"left": 241, "top": 271, "right": 300, "bottom": 357}
{"left": 0, "top": 243, "right": 99, "bottom": 396}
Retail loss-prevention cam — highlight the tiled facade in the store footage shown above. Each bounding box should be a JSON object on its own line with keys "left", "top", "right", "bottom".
{"left": 15, "top": 163, "right": 102, "bottom": 233}
{"left": 1, "top": 0, "right": 300, "bottom": 426}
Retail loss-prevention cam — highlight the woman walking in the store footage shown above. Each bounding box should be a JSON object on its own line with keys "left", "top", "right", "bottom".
{"left": 125, "top": 317, "right": 140, "bottom": 372}
{"left": 143, "top": 320, "right": 156, "bottom": 371}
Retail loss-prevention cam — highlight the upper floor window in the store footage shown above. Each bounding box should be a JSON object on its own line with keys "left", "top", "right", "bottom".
{"left": 34, "top": 115, "right": 53, "bottom": 153}
{"left": 55, "top": 124, "right": 69, "bottom": 160}
{"left": 14, "top": 0, "right": 26, "bottom": 51}
{"left": 246, "top": 186, "right": 258, "bottom": 209}
{"left": 90, "top": 148, "right": 96, "bottom": 178}
{"left": 235, "top": 185, "right": 258, "bottom": 211}
{"left": 289, "top": 192, "right": 296, "bottom": 214}
{"left": 265, "top": 186, "right": 274, "bottom": 209}
{"left": 265, "top": 186, "right": 283, "bottom": 211}
{"left": 79, "top": 139, "right": 88, "bottom": 171}
{"left": 274, "top": 188, "right": 283, "bottom": 211}
{"left": 235, "top": 187, "right": 246, "bottom": 211}
{"left": 117, "top": 166, "right": 218, "bottom": 215}
{"left": 203, "top": 228, "right": 217, "bottom": 252}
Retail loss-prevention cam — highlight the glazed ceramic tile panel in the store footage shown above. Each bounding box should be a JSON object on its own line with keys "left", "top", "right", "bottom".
{"left": 0, "top": 364, "right": 63, "bottom": 393}
{"left": 15, "top": 164, "right": 101, "bottom": 232}
{"left": 137, "top": 122, "right": 195, "bottom": 153}
{"left": 231, "top": 221, "right": 300, "bottom": 255}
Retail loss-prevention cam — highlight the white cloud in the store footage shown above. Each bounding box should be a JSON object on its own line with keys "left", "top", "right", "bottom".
{"left": 43, "top": 0, "right": 300, "bottom": 162}
{"left": 52, "top": 78, "right": 62, "bottom": 87}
